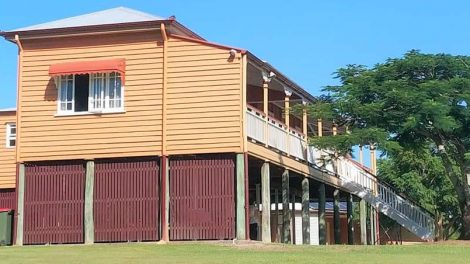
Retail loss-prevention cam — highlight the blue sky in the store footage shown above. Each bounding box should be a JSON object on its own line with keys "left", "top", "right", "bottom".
{"left": 0, "top": 0, "right": 468, "bottom": 165}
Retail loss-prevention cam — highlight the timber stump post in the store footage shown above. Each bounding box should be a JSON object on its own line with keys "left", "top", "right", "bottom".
{"left": 301, "top": 177, "right": 310, "bottom": 245}
{"left": 318, "top": 182, "right": 326, "bottom": 245}
{"left": 261, "top": 162, "right": 271, "bottom": 243}
{"left": 236, "top": 153, "right": 246, "bottom": 240}
{"left": 84, "top": 160, "right": 95, "bottom": 244}
{"left": 281, "top": 169, "right": 290, "bottom": 244}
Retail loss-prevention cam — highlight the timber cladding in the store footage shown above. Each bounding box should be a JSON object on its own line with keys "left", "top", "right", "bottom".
{"left": 18, "top": 31, "right": 164, "bottom": 162}
{"left": 0, "top": 112, "right": 16, "bottom": 188}
{"left": 17, "top": 31, "right": 245, "bottom": 163}
{"left": 169, "top": 154, "right": 236, "bottom": 240}
{"left": 165, "top": 38, "right": 243, "bottom": 155}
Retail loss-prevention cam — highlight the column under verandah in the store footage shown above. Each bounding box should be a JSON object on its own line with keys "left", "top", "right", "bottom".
{"left": 261, "top": 161, "right": 271, "bottom": 243}
{"left": 360, "top": 199, "right": 367, "bottom": 245}
{"left": 318, "top": 182, "right": 326, "bottom": 245}
{"left": 347, "top": 193, "right": 355, "bottom": 245}
{"left": 333, "top": 188, "right": 341, "bottom": 244}
{"left": 301, "top": 177, "right": 310, "bottom": 245}
{"left": 282, "top": 169, "right": 291, "bottom": 244}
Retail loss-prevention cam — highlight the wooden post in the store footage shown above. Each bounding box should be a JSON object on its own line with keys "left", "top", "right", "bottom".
{"left": 160, "top": 156, "right": 169, "bottom": 241}
{"left": 256, "top": 183, "right": 261, "bottom": 241}
{"left": 318, "top": 182, "right": 326, "bottom": 245}
{"left": 370, "top": 145, "right": 379, "bottom": 244}
{"left": 332, "top": 124, "right": 337, "bottom": 136}
{"left": 282, "top": 169, "right": 291, "bottom": 244}
{"left": 333, "top": 189, "right": 341, "bottom": 244}
{"left": 291, "top": 193, "right": 296, "bottom": 243}
{"left": 370, "top": 206, "right": 376, "bottom": 245}
{"left": 84, "top": 160, "right": 95, "bottom": 244}
{"left": 274, "top": 188, "right": 279, "bottom": 242}
{"left": 262, "top": 73, "right": 270, "bottom": 147}
{"left": 285, "top": 95, "right": 290, "bottom": 156}
{"left": 360, "top": 199, "right": 367, "bottom": 245}
{"left": 301, "top": 177, "right": 310, "bottom": 245}
{"left": 16, "top": 163, "right": 25, "bottom": 246}
{"left": 284, "top": 87, "right": 292, "bottom": 156}
{"left": 347, "top": 193, "right": 354, "bottom": 245}
{"left": 302, "top": 108, "right": 308, "bottom": 136}
{"left": 359, "top": 145, "right": 364, "bottom": 165}
{"left": 236, "top": 154, "right": 246, "bottom": 240}
{"left": 161, "top": 23, "right": 168, "bottom": 156}
{"left": 261, "top": 162, "right": 271, "bottom": 243}
{"left": 317, "top": 119, "right": 323, "bottom": 137}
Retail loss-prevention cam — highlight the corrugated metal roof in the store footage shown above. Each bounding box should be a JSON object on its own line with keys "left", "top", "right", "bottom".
{"left": 11, "top": 7, "right": 165, "bottom": 32}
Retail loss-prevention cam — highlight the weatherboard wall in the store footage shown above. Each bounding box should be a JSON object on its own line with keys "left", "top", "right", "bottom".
{"left": 18, "top": 31, "right": 164, "bottom": 161}
{"left": 165, "top": 37, "right": 243, "bottom": 155}
{"left": 0, "top": 111, "right": 16, "bottom": 188}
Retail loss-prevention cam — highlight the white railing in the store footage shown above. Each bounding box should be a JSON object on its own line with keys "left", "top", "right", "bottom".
{"left": 338, "top": 158, "right": 435, "bottom": 238}
{"left": 247, "top": 107, "right": 305, "bottom": 157}
{"left": 338, "top": 159, "right": 376, "bottom": 190}
{"left": 246, "top": 106, "right": 434, "bottom": 239}
{"left": 289, "top": 130, "right": 306, "bottom": 160}
{"left": 246, "top": 108, "right": 266, "bottom": 143}
{"left": 268, "top": 119, "right": 288, "bottom": 153}
{"left": 377, "top": 183, "right": 434, "bottom": 234}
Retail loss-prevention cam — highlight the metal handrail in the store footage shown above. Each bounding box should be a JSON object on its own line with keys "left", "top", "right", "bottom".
{"left": 338, "top": 158, "right": 435, "bottom": 234}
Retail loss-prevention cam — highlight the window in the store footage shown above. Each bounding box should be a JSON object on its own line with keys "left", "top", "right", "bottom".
{"left": 6, "top": 123, "right": 16, "bottom": 148}
{"left": 57, "top": 72, "right": 123, "bottom": 114}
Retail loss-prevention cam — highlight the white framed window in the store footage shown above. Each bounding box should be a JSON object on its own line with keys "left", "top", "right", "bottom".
{"left": 58, "top": 75, "right": 74, "bottom": 113}
{"left": 56, "top": 72, "right": 123, "bottom": 115}
{"left": 6, "top": 123, "right": 16, "bottom": 148}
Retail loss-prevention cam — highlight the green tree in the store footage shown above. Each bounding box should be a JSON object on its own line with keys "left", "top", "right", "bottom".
{"left": 303, "top": 51, "right": 470, "bottom": 239}
{"left": 378, "top": 147, "right": 460, "bottom": 240}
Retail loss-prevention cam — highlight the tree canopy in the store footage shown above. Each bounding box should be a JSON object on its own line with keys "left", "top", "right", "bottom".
{"left": 304, "top": 50, "right": 470, "bottom": 239}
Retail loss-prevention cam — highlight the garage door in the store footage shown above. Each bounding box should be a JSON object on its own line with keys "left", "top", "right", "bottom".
{"left": 169, "top": 155, "right": 235, "bottom": 240}
{"left": 94, "top": 158, "right": 160, "bottom": 242}
{"left": 24, "top": 162, "right": 85, "bottom": 245}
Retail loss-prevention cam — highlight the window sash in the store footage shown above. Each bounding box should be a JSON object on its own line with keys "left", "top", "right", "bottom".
{"left": 57, "top": 75, "right": 75, "bottom": 113}
{"left": 6, "top": 123, "right": 16, "bottom": 148}
{"left": 89, "top": 72, "right": 123, "bottom": 112}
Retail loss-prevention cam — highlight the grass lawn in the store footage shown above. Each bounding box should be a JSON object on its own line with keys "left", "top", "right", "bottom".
{"left": 0, "top": 242, "right": 469, "bottom": 264}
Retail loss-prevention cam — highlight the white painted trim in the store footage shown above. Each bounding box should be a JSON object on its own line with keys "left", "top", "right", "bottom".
{"left": 5, "top": 122, "right": 16, "bottom": 148}
{"left": 57, "top": 72, "right": 124, "bottom": 115}
{"left": 54, "top": 110, "right": 126, "bottom": 117}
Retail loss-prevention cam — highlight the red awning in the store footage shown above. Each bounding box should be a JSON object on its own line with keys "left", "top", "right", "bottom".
{"left": 49, "top": 59, "right": 126, "bottom": 81}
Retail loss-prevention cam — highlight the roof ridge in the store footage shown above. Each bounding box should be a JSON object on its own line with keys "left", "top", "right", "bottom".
{"left": 10, "top": 6, "right": 164, "bottom": 32}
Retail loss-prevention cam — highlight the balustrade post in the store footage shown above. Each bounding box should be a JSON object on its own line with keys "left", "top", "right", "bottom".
{"left": 302, "top": 101, "right": 308, "bottom": 160}
{"left": 317, "top": 119, "right": 323, "bottom": 137}
{"left": 262, "top": 71, "right": 270, "bottom": 147}
{"left": 284, "top": 87, "right": 292, "bottom": 156}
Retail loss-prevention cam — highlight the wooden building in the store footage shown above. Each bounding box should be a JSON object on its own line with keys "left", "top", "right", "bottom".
{"left": 0, "top": 7, "right": 433, "bottom": 245}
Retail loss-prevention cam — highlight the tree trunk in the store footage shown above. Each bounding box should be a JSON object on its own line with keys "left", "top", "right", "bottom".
{"left": 434, "top": 212, "right": 444, "bottom": 241}
{"left": 458, "top": 162, "right": 470, "bottom": 240}
{"left": 440, "top": 153, "right": 470, "bottom": 240}
{"left": 460, "top": 203, "right": 470, "bottom": 240}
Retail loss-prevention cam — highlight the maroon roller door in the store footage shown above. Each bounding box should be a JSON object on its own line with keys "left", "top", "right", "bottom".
{"left": 169, "top": 154, "right": 235, "bottom": 240}
{"left": 24, "top": 162, "right": 85, "bottom": 245}
{"left": 94, "top": 158, "right": 160, "bottom": 242}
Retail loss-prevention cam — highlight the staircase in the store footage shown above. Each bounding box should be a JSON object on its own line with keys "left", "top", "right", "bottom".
{"left": 336, "top": 158, "right": 435, "bottom": 241}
